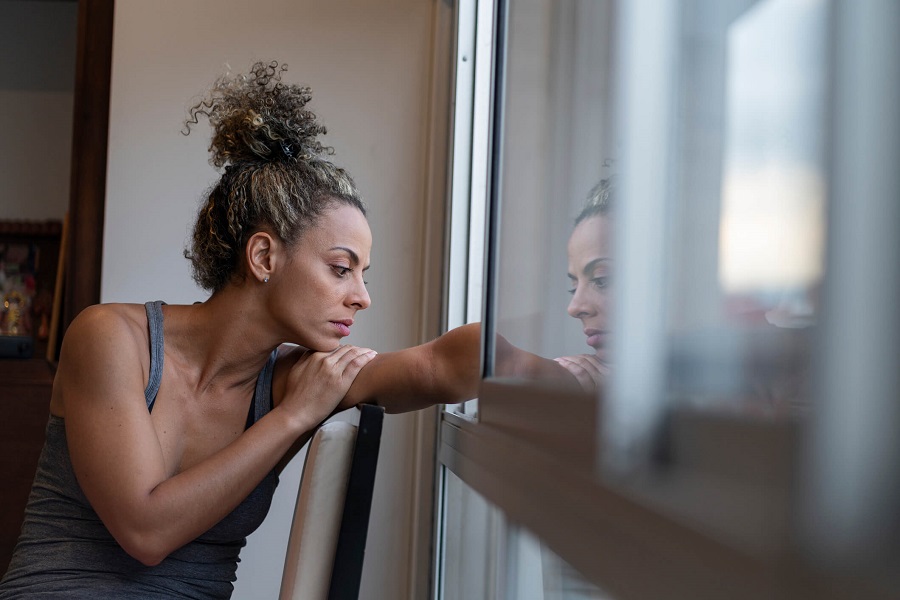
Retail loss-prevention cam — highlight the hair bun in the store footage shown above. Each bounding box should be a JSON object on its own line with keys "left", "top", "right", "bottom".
{"left": 183, "top": 60, "right": 332, "bottom": 168}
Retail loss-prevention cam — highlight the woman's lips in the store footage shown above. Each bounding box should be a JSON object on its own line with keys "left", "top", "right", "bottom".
{"left": 584, "top": 329, "right": 606, "bottom": 349}
{"left": 330, "top": 320, "right": 353, "bottom": 337}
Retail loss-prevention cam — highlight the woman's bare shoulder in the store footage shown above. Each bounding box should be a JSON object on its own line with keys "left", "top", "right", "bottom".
{"left": 73, "top": 301, "right": 149, "bottom": 321}
{"left": 50, "top": 304, "right": 154, "bottom": 417}
{"left": 65, "top": 303, "right": 151, "bottom": 348}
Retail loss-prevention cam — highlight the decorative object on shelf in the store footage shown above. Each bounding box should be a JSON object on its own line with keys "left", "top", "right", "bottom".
{"left": 2, "top": 289, "right": 30, "bottom": 335}
{"left": 0, "top": 220, "right": 63, "bottom": 360}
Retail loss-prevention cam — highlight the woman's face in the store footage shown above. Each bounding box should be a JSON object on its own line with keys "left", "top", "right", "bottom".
{"left": 270, "top": 203, "right": 372, "bottom": 351}
{"left": 566, "top": 214, "right": 611, "bottom": 361}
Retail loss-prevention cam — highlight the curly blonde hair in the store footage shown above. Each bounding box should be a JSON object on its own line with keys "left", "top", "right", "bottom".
{"left": 183, "top": 60, "right": 364, "bottom": 292}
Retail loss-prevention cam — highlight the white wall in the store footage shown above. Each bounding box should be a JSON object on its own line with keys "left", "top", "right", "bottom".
{"left": 104, "top": 1, "right": 440, "bottom": 598}
{"left": 0, "top": 1, "right": 77, "bottom": 220}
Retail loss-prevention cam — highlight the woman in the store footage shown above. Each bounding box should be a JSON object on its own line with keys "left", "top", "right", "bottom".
{"left": 554, "top": 177, "right": 615, "bottom": 392}
{"left": 0, "top": 61, "right": 573, "bottom": 599}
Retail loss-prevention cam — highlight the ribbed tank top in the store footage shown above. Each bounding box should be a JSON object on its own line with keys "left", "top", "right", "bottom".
{"left": 0, "top": 301, "right": 280, "bottom": 599}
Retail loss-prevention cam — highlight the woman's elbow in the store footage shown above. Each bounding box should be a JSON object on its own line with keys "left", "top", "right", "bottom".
{"left": 116, "top": 529, "right": 172, "bottom": 567}
{"left": 134, "top": 552, "right": 166, "bottom": 568}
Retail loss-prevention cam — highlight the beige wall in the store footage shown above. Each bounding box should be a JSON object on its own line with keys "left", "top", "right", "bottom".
{"left": 103, "top": 1, "right": 443, "bottom": 597}
{"left": 0, "top": 1, "right": 77, "bottom": 220}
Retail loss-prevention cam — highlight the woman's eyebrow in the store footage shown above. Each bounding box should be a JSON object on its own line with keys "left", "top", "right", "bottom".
{"left": 329, "top": 246, "right": 370, "bottom": 270}
{"left": 581, "top": 257, "right": 610, "bottom": 276}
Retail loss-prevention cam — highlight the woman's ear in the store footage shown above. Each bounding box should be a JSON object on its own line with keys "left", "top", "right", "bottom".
{"left": 245, "top": 231, "right": 278, "bottom": 284}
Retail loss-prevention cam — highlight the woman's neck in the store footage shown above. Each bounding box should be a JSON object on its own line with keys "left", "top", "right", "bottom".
{"left": 161, "top": 288, "right": 278, "bottom": 394}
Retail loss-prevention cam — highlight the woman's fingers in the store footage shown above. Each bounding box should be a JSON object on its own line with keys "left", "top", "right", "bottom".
{"left": 330, "top": 345, "right": 376, "bottom": 367}
{"left": 331, "top": 346, "right": 377, "bottom": 382}
{"left": 564, "top": 354, "right": 608, "bottom": 375}
{"left": 316, "top": 345, "right": 377, "bottom": 381}
{"left": 285, "top": 345, "right": 378, "bottom": 417}
{"left": 554, "top": 354, "right": 607, "bottom": 392}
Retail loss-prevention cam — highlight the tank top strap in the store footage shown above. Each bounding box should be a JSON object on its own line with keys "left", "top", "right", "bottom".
{"left": 144, "top": 300, "right": 166, "bottom": 411}
{"left": 143, "top": 300, "right": 275, "bottom": 423}
{"left": 249, "top": 349, "right": 278, "bottom": 426}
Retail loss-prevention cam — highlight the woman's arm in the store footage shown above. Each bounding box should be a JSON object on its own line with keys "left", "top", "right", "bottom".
{"left": 341, "top": 323, "right": 582, "bottom": 413}
{"left": 60, "top": 306, "right": 372, "bottom": 566}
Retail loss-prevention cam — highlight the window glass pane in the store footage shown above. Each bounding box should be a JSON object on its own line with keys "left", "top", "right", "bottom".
{"left": 439, "top": 469, "right": 505, "bottom": 600}
{"left": 491, "top": 0, "right": 617, "bottom": 387}
{"left": 598, "top": 0, "right": 829, "bottom": 553}
{"left": 439, "top": 469, "right": 614, "bottom": 600}
{"left": 506, "top": 526, "right": 614, "bottom": 600}
{"left": 665, "top": 0, "right": 827, "bottom": 415}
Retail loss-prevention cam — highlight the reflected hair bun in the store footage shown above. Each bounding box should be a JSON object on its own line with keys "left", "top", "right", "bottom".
{"left": 575, "top": 175, "right": 615, "bottom": 224}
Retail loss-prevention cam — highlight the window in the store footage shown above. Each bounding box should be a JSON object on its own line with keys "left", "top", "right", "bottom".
{"left": 435, "top": 0, "right": 900, "bottom": 598}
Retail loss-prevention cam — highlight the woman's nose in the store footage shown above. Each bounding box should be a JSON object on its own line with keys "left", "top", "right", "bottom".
{"left": 349, "top": 279, "right": 371, "bottom": 310}
{"left": 568, "top": 286, "right": 593, "bottom": 319}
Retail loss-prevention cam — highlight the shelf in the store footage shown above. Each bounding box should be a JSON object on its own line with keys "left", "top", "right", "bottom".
{"left": 0, "top": 356, "right": 56, "bottom": 385}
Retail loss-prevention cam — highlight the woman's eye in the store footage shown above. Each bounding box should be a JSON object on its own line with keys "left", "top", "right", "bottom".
{"left": 333, "top": 266, "right": 351, "bottom": 277}
{"left": 592, "top": 276, "right": 609, "bottom": 289}
{"left": 567, "top": 287, "right": 576, "bottom": 296}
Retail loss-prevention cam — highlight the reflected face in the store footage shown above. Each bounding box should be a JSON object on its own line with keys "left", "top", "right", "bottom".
{"left": 566, "top": 215, "right": 611, "bottom": 361}
{"left": 270, "top": 203, "right": 372, "bottom": 351}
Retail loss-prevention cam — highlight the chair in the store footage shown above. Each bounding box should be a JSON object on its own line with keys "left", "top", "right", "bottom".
{"left": 279, "top": 404, "right": 385, "bottom": 600}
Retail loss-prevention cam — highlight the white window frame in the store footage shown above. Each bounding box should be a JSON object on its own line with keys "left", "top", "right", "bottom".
{"left": 444, "top": 0, "right": 495, "bottom": 421}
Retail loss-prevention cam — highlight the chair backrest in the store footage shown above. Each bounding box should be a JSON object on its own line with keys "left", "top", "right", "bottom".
{"left": 279, "top": 404, "right": 385, "bottom": 600}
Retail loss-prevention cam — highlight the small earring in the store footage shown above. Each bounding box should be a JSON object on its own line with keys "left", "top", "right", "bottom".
{"left": 263, "top": 276, "right": 269, "bottom": 283}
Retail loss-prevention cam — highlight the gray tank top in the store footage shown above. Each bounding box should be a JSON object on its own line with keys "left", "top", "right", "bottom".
{"left": 0, "top": 301, "right": 279, "bottom": 599}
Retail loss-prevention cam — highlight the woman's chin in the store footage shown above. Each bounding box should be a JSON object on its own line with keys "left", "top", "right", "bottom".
{"left": 294, "top": 337, "right": 341, "bottom": 353}
{"left": 316, "top": 341, "right": 342, "bottom": 353}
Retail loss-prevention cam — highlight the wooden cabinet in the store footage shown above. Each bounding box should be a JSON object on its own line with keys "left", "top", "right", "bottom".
{"left": 0, "top": 358, "right": 55, "bottom": 574}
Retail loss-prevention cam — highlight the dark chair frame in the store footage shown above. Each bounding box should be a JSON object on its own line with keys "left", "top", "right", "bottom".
{"left": 327, "top": 404, "right": 385, "bottom": 600}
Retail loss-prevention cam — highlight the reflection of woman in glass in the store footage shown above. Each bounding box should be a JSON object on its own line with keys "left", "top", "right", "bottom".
{"left": 554, "top": 178, "right": 614, "bottom": 392}
{"left": 534, "top": 181, "right": 617, "bottom": 600}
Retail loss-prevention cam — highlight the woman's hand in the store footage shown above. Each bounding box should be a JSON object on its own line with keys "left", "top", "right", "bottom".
{"left": 280, "top": 345, "right": 377, "bottom": 428}
{"left": 553, "top": 354, "right": 609, "bottom": 393}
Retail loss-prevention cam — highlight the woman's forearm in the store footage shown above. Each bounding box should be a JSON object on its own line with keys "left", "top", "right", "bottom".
{"left": 343, "top": 323, "right": 580, "bottom": 413}
{"left": 342, "top": 323, "right": 482, "bottom": 413}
